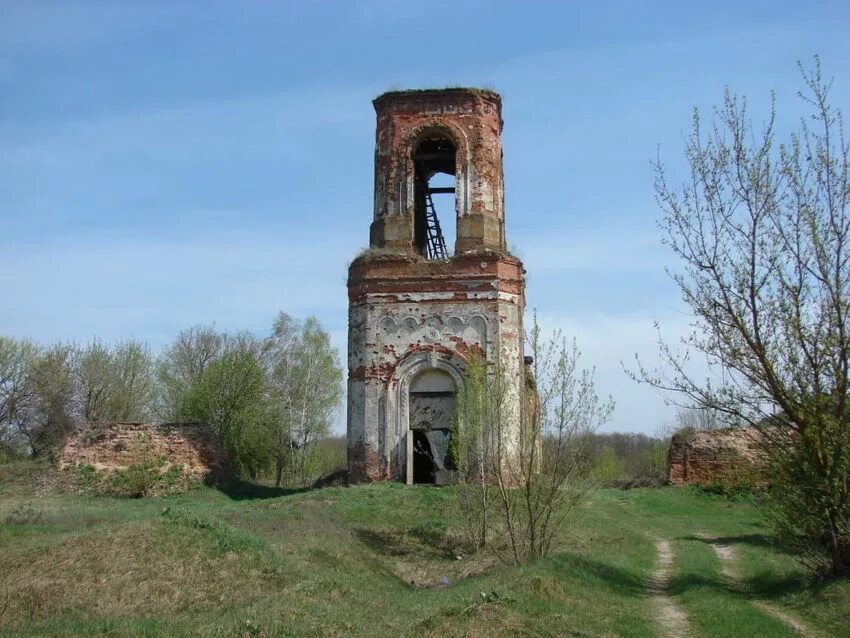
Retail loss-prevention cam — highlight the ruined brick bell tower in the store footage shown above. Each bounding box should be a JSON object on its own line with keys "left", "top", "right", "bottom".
{"left": 347, "top": 88, "right": 525, "bottom": 484}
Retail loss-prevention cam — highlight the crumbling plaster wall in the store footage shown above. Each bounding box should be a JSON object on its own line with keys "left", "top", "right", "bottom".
{"left": 347, "top": 253, "right": 524, "bottom": 483}
{"left": 348, "top": 88, "right": 525, "bottom": 484}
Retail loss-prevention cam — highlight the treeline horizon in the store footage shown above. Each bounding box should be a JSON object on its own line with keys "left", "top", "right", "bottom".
{"left": 2, "top": 319, "right": 677, "bottom": 489}
{"left": 0, "top": 312, "right": 343, "bottom": 487}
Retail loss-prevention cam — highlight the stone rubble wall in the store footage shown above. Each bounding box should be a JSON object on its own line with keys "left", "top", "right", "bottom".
{"left": 666, "top": 427, "right": 764, "bottom": 485}
{"left": 59, "top": 422, "right": 229, "bottom": 480}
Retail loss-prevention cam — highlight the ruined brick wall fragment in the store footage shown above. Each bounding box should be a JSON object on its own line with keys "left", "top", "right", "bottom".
{"left": 666, "top": 427, "right": 765, "bottom": 486}
{"left": 59, "top": 422, "right": 229, "bottom": 481}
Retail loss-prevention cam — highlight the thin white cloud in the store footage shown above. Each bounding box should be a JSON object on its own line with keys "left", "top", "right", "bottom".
{"left": 532, "top": 310, "right": 707, "bottom": 435}
{"left": 1, "top": 227, "right": 352, "bottom": 346}
{"left": 512, "top": 224, "right": 667, "bottom": 274}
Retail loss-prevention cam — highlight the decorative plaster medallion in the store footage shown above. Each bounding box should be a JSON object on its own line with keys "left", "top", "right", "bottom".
{"left": 424, "top": 327, "right": 441, "bottom": 342}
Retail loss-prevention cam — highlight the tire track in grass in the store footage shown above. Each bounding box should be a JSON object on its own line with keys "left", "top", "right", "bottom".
{"left": 646, "top": 538, "right": 690, "bottom": 638}
{"left": 703, "top": 536, "right": 815, "bottom": 637}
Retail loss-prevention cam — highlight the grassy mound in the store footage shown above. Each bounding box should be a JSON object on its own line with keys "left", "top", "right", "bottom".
{"left": 0, "top": 463, "right": 847, "bottom": 636}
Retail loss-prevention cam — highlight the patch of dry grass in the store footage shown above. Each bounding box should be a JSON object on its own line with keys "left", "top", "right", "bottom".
{"left": 1, "top": 518, "right": 277, "bottom": 629}
{"left": 0, "top": 464, "right": 847, "bottom": 637}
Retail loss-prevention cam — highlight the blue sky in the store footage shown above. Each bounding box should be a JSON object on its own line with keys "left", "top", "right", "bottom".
{"left": 2, "top": 1, "right": 849, "bottom": 434}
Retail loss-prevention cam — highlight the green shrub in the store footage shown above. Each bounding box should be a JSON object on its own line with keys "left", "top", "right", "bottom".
{"left": 592, "top": 446, "right": 623, "bottom": 483}
{"left": 109, "top": 455, "right": 168, "bottom": 498}
{"left": 73, "top": 463, "right": 100, "bottom": 490}
{"left": 67, "top": 442, "right": 197, "bottom": 498}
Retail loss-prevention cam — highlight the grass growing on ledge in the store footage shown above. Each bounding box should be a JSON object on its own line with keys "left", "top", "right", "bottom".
{"left": 0, "top": 463, "right": 847, "bottom": 637}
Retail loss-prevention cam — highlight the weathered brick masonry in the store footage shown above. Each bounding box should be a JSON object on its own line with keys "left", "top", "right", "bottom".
{"left": 348, "top": 89, "right": 526, "bottom": 484}
{"left": 59, "top": 422, "right": 229, "bottom": 480}
{"left": 370, "top": 88, "right": 506, "bottom": 253}
{"left": 666, "top": 427, "right": 764, "bottom": 485}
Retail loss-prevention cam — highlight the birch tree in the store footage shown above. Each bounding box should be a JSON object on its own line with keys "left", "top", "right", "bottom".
{"left": 267, "top": 313, "right": 342, "bottom": 487}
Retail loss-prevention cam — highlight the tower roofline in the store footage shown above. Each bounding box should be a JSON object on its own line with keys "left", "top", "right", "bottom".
{"left": 373, "top": 87, "right": 501, "bottom": 110}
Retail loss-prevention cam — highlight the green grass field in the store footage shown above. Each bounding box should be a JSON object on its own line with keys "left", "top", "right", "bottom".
{"left": 0, "top": 462, "right": 847, "bottom": 637}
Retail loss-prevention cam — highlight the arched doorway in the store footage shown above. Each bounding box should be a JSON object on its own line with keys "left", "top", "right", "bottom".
{"left": 408, "top": 369, "right": 457, "bottom": 485}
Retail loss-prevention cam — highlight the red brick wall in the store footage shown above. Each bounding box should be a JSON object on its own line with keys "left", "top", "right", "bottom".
{"left": 667, "top": 427, "right": 764, "bottom": 485}
{"left": 59, "top": 422, "right": 229, "bottom": 480}
{"left": 347, "top": 88, "right": 526, "bottom": 484}
{"left": 369, "top": 88, "right": 505, "bottom": 253}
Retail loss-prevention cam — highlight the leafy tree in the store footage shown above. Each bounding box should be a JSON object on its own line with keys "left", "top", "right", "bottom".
{"left": 0, "top": 337, "right": 38, "bottom": 457}
{"left": 452, "top": 355, "right": 495, "bottom": 551}
{"left": 637, "top": 58, "right": 850, "bottom": 577}
{"left": 18, "top": 344, "right": 76, "bottom": 457}
{"left": 266, "top": 313, "right": 342, "bottom": 487}
{"left": 155, "top": 325, "right": 226, "bottom": 422}
{"left": 592, "top": 446, "right": 623, "bottom": 483}
{"left": 76, "top": 339, "right": 154, "bottom": 422}
{"left": 584, "top": 432, "right": 668, "bottom": 482}
{"left": 76, "top": 340, "right": 112, "bottom": 422}
{"left": 183, "top": 347, "right": 272, "bottom": 478}
{"left": 672, "top": 405, "right": 730, "bottom": 432}
{"left": 108, "top": 340, "right": 155, "bottom": 421}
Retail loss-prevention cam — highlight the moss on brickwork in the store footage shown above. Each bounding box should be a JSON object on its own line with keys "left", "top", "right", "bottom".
{"left": 60, "top": 422, "right": 229, "bottom": 495}
{"left": 667, "top": 427, "right": 765, "bottom": 487}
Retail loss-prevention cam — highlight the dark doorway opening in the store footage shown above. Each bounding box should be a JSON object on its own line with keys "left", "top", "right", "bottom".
{"left": 412, "top": 430, "right": 435, "bottom": 484}
{"left": 408, "top": 369, "right": 457, "bottom": 485}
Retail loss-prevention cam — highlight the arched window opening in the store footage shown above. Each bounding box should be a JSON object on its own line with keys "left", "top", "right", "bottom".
{"left": 409, "top": 369, "right": 457, "bottom": 484}
{"left": 413, "top": 135, "right": 456, "bottom": 259}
